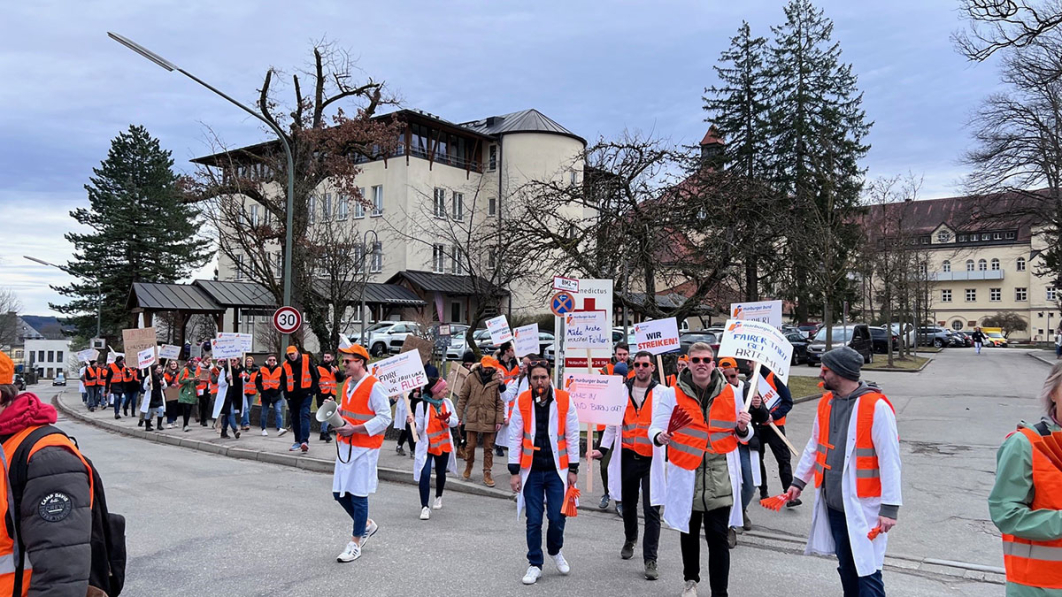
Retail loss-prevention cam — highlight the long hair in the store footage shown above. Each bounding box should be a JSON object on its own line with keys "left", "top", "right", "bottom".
{"left": 1040, "top": 362, "right": 1062, "bottom": 416}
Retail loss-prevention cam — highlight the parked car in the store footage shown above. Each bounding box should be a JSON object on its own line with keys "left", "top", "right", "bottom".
{"left": 798, "top": 323, "right": 822, "bottom": 339}
{"left": 359, "top": 321, "right": 420, "bottom": 356}
{"left": 868, "top": 326, "right": 900, "bottom": 354}
{"left": 439, "top": 324, "right": 472, "bottom": 360}
{"left": 52, "top": 372, "right": 66, "bottom": 386}
{"left": 806, "top": 324, "right": 873, "bottom": 366}
{"left": 785, "top": 332, "right": 809, "bottom": 365}
{"left": 950, "top": 330, "right": 973, "bottom": 347}
{"left": 889, "top": 323, "right": 916, "bottom": 349}
{"left": 353, "top": 322, "right": 396, "bottom": 348}
{"left": 679, "top": 331, "right": 719, "bottom": 355}
{"left": 917, "top": 326, "right": 953, "bottom": 349}
{"left": 982, "top": 327, "right": 1009, "bottom": 347}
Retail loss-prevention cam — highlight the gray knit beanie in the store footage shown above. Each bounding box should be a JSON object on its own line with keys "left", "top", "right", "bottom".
{"left": 821, "top": 346, "right": 863, "bottom": 381}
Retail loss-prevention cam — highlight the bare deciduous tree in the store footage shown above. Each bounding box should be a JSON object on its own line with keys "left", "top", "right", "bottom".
{"left": 955, "top": 0, "right": 1062, "bottom": 69}
{"left": 0, "top": 287, "right": 23, "bottom": 350}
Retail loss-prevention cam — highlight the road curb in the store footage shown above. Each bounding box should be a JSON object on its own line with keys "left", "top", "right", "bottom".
{"left": 1027, "top": 351, "right": 1057, "bottom": 366}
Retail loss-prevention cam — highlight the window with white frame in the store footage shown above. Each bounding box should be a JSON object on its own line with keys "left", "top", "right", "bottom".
{"left": 338, "top": 195, "right": 349, "bottom": 220}
{"left": 966, "top": 288, "right": 977, "bottom": 302}
{"left": 354, "top": 188, "right": 365, "bottom": 218}
{"left": 322, "top": 193, "right": 332, "bottom": 221}
{"left": 958, "top": 234, "right": 967, "bottom": 242}
{"left": 937, "top": 230, "right": 950, "bottom": 243}
{"left": 487, "top": 249, "right": 497, "bottom": 269}
{"left": 1016, "top": 287, "right": 1028, "bottom": 301}
{"left": 1006, "top": 231, "right": 1016, "bottom": 239}
{"left": 978, "top": 259, "right": 987, "bottom": 271}
{"left": 488, "top": 197, "right": 497, "bottom": 216}
{"left": 1049, "top": 287, "right": 1058, "bottom": 302}
{"left": 994, "top": 232, "right": 1002, "bottom": 240}
{"left": 990, "top": 288, "right": 1001, "bottom": 301}
{"left": 451, "top": 246, "right": 465, "bottom": 275}
{"left": 942, "top": 260, "right": 951, "bottom": 273}
{"left": 308, "top": 195, "right": 317, "bottom": 225}
{"left": 1017, "top": 257, "right": 1026, "bottom": 271}
{"left": 966, "top": 259, "right": 975, "bottom": 272}
{"left": 982, "top": 233, "right": 991, "bottom": 240}
{"left": 452, "top": 192, "right": 463, "bottom": 221}
{"left": 370, "top": 242, "right": 382, "bottom": 273}
{"left": 236, "top": 254, "right": 244, "bottom": 280}
{"left": 432, "top": 244, "right": 446, "bottom": 273}
{"left": 941, "top": 289, "right": 952, "bottom": 302}
{"left": 434, "top": 188, "right": 446, "bottom": 218}
{"left": 353, "top": 244, "right": 364, "bottom": 269}
{"left": 265, "top": 208, "right": 272, "bottom": 226}
{"left": 919, "top": 262, "right": 927, "bottom": 276}
{"left": 489, "top": 145, "right": 497, "bottom": 171}
{"left": 991, "top": 258, "right": 1000, "bottom": 270}
{"left": 250, "top": 204, "right": 260, "bottom": 227}
{"left": 371, "top": 186, "right": 383, "bottom": 216}
{"left": 275, "top": 253, "right": 283, "bottom": 277}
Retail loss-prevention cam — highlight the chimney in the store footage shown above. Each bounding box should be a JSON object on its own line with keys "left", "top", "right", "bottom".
{"left": 699, "top": 125, "right": 725, "bottom": 167}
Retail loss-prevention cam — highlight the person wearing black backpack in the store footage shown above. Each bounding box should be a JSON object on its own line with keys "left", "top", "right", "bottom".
{"left": 0, "top": 351, "right": 125, "bottom": 596}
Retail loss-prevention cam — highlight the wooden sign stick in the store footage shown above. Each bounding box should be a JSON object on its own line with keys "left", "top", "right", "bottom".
{"left": 768, "top": 421, "right": 800, "bottom": 457}
{"left": 586, "top": 347, "right": 593, "bottom": 495}
{"left": 743, "top": 360, "right": 763, "bottom": 413}
{"left": 656, "top": 355, "right": 666, "bottom": 385}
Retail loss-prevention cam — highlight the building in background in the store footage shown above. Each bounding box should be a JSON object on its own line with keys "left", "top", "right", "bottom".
{"left": 14, "top": 316, "right": 73, "bottom": 379}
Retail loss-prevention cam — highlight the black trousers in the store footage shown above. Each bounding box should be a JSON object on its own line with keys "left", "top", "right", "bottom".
{"left": 680, "top": 507, "right": 731, "bottom": 595}
{"left": 758, "top": 424, "right": 793, "bottom": 496}
{"left": 620, "top": 450, "right": 661, "bottom": 562}
{"left": 197, "top": 391, "right": 211, "bottom": 425}
{"left": 181, "top": 403, "right": 194, "bottom": 427}
{"left": 397, "top": 424, "right": 416, "bottom": 450}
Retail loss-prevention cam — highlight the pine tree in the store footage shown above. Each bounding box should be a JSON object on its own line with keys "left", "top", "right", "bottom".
{"left": 52, "top": 125, "right": 212, "bottom": 339}
{"left": 766, "top": 0, "right": 871, "bottom": 327}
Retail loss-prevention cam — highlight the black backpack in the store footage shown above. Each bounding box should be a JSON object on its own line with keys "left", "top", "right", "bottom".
{"left": 8, "top": 426, "right": 126, "bottom": 596}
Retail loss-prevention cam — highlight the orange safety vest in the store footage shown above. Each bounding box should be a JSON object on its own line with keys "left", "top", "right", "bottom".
{"left": 108, "top": 363, "right": 123, "bottom": 386}
{"left": 336, "top": 377, "right": 385, "bottom": 449}
{"left": 516, "top": 389, "right": 571, "bottom": 470}
{"left": 763, "top": 371, "right": 786, "bottom": 426}
{"left": 620, "top": 386, "right": 655, "bottom": 458}
{"left": 669, "top": 384, "right": 739, "bottom": 470}
{"left": 665, "top": 374, "right": 676, "bottom": 387}
{"left": 259, "top": 366, "right": 282, "bottom": 391}
{"left": 0, "top": 425, "right": 95, "bottom": 596}
{"left": 317, "top": 366, "right": 336, "bottom": 396}
{"left": 283, "top": 357, "right": 313, "bottom": 392}
{"left": 195, "top": 366, "right": 208, "bottom": 391}
{"left": 122, "top": 367, "right": 138, "bottom": 384}
{"left": 208, "top": 367, "right": 220, "bottom": 395}
{"left": 243, "top": 370, "right": 258, "bottom": 396}
{"left": 812, "top": 391, "right": 895, "bottom": 497}
{"left": 1001, "top": 426, "right": 1062, "bottom": 588}
{"left": 164, "top": 371, "right": 178, "bottom": 386}
{"left": 425, "top": 406, "right": 453, "bottom": 456}
{"left": 83, "top": 366, "right": 98, "bottom": 387}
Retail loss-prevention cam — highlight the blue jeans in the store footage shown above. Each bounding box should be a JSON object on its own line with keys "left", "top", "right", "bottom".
{"left": 112, "top": 390, "right": 125, "bottom": 415}
{"left": 81, "top": 391, "right": 88, "bottom": 404}
{"left": 241, "top": 395, "right": 252, "bottom": 427}
{"left": 288, "top": 396, "right": 311, "bottom": 444}
{"left": 122, "top": 390, "right": 137, "bottom": 411}
{"left": 523, "top": 468, "right": 566, "bottom": 567}
{"left": 738, "top": 445, "right": 757, "bottom": 510}
{"left": 827, "top": 508, "right": 885, "bottom": 596}
{"left": 222, "top": 412, "right": 239, "bottom": 434}
{"left": 86, "top": 387, "right": 100, "bottom": 409}
{"left": 333, "top": 492, "right": 368, "bottom": 537}
{"left": 260, "top": 399, "right": 284, "bottom": 430}
{"left": 419, "top": 452, "right": 449, "bottom": 507}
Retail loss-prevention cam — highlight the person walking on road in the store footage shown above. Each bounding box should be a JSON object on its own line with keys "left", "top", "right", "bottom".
{"left": 163, "top": 360, "right": 181, "bottom": 428}
{"left": 599, "top": 344, "right": 633, "bottom": 512}
{"left": 241, "top": 355, "right": 258, "bottom": 431}
{"left": 456, "top": 356, "right": 505, "bottom": 487}
{"left": 106, "top": 356, "right": 126, "bottom": 420}
{"left": 257, "top": 355, "right": 285, "bottom": 437}
{"left": 649, "top": 342, "right": 752, "bottom": 597}
{"left": 330, "top": 343, "right": 391, "bottom": 564}
{"left": 973, "top": 327, "right": 987, "bottom": 355}
{"left": 177, "top": 359, "right": 200, "bottom": 432}
{"left": 508, "top": 360, "right": 579, "bottom": 585}
{"left": 591, "top": 351, "right": 667, "bottom": 581}
{"left": 195, "top": 357, "right": 212, "bottom": 426}
{"left": 498, "top": 355, "right": 531, "bottom": 460}
{"left": 719, "top": 357, "right": 767, "bottom": 541}
{"left": 217, "top": 358, "right": 243, "bottom": 439}
{"left": 412, "top": 377, "right": 457, "bottom": 520}
{"left": 989, "top": 361, "right": 1062, "bottom": 596}
{"left": 751, "top": 364, "right": 796, "bottom": 507}
{"left": 144, "top": 363, "right": 165, "bottom": 431}
{"left": 282, "top": 346, "right": 319, "bottom": 453}
{"left": 785, "top": 346, "right": 902, "bottom": 597}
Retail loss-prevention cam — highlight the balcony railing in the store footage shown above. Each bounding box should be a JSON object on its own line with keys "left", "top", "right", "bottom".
{"left": 929, "top": 270, "right": 1005, "bottom": 281}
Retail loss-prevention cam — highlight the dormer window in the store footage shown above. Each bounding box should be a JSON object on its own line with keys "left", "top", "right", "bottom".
{"left": 937, "top": 230, "right": 951, "bottom": 243}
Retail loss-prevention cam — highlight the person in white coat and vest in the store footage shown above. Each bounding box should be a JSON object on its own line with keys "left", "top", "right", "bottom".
{"left": 411, "top": 377, "right": 458, "bottom": 520}
{"left": 649, "top": 342, "right": 752, "bottom": 597}
{"left": 508, "top": 360, "right": 580, "bottom": 586}
{"left": 499, "top": 356, "right": 532, "bottom": 464}
{"left": 329, "top": 343, "right": 393, "bottom": 564}
{"left": 784, "top": 346, "right": 901, "bottom": 597}
{"left": 590, "top": 350, "right": 668, "bottom": 581}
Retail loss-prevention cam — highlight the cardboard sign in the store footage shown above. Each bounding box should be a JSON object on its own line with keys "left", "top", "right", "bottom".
{"left": 553, "top": 276, "right": 579, "bottom": 293}
{"left": 137, "top": 347, "right": 156, "bottom": 369}
{"left": 486, "top": 315, "right": 513, "bottom": 345}
{"left": 758, "top": 375, "right": 780, "bottom": 411}
{"left": 400, "top": 335, "right": 433, "bottom": 364}
{"left": 730, "top": 300, "right": 783, "bottom": 329}
{"left": 634, "top": 318, "right": 680, "bottom": 355}
{"left": 446, "top": 365, "right": 469, "bottom": 398}
{"left": 563, "top": 373, "right": 627, "bottom": 426}
{"left": 122, "top": 327, "right": 157, "bottom": 365}
{"left": 513, "top": 323, "right": 540, "bottom": 358}
{"left": 717, "top": 319, "right": 793, "bottom": 385}
{"left": 159, "top": 344, "right": 181, "bottom": 360}
{"left": 76, "top": 349, "right": 99, "bottom": 363}
{"left": 369, "top": 351, "right": 428, "bottom": 396}
{"left": 564, "top": 311, "right": 610, "bottom": 350}
{"left": 211, "top": 335, "right": 243, "bottom": 359}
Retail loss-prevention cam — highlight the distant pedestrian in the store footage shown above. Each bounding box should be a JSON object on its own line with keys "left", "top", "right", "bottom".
{"left": 106, "top": 356, "right": 126, "bottom": 419}
{"left": 317, "top": 352, "right": 338, "bottom": 441}
{"left": 78, "top": 362, "right": 87, "bottom": 405}
{"left": 412, "top": 377, "right": 457, "bottom": 520}
{"left": 217, "top": 358, "right": 243, "bottom": 439}
{"left": 281, "top": 346, "right": 318, "bottom": 453}
{"left": 163, "top": 360, "right": 181, "bottom": 428}
{"left": 241, "top": 355, "right": 258, "bottom": 431}
{"left": 144, "top": 364, "right": 165, "bottom": 431}
{"left": 972, "top": 327, "right": 987, "bottom": 355}
{"left": 258, "top": 355, "right": 285, "bottom": 436}
{"left": 177, "top": 359, "right": 200, "bottom": 432}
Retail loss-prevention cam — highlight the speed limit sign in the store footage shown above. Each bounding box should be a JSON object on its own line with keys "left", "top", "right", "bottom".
{"left": 272, "top": 306, "right": 303, "bottom": 334}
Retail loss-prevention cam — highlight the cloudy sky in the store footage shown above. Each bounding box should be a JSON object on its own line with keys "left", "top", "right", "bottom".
{"left": 0, "top": 0, "right": 1002, "bottom": 317}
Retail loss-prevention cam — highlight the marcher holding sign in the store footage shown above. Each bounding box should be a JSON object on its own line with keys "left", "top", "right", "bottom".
{"left": 456, "top": 357, "right": 504, "bottom": 487}
{"left": 507, "top": 360, "right": 579, "bottom": 585}
{"left": 369, "top": 351, "right": 428, "bottom": 397}
{"left": 753, "top": 368, "right": 798, "bottom": 505}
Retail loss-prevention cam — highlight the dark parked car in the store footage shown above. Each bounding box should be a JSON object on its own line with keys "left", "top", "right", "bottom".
{"left": 798, "top": 323, "right": 822, "bottom": 339}
{"left": 806, "top": 324, "right": 874, "bottom": 366}
{"left": 785, "top": 332, "right": 809, "bottom": 365}
{"left": 917, "top": 326, "right": 953, "bottom": 348}
{"left": 869, "top": 326, "right": 900, "bottom": 354}
{"left": 951, "top": 331, "right": 973, "bottom": 347}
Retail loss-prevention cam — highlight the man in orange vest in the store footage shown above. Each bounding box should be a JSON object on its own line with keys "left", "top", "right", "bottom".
{"left": 329, "top": 343, "right": 391, "bottom": 564}
{"left": 785, "top": 347, "right": 901, "bottom": 597}
{"left": 240, "top": 356, "right": 258, "bottom": 431}
{"left": 507, "top": 360, "right": 580, "bottom": 585}
{"left": 106, "top": 356, "right": 127, "bottom": 420}
{"left": 316, "top": 352, "right": 339, "bottom": 443}
{"left": 0, "top": 352, "right": 94, "bottom": 595}
{"left": 282, "top": 346, "right": 319, "bottom": 453}
{"left": 257, "top": 355, "right": 285, "bottom": 436}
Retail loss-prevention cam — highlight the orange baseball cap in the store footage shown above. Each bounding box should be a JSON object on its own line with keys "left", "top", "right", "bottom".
{"left": 718, "top": 357, "right": 738, "bottom": 369}
{"left": 286, "top": 346, "right": 299, "bottom": 355}
{"left": 0, "top": 352, "right": 12, "bottom": 385}
{"left": 481, "top": 356, "right": 501, "bottom": 370}
{"left": 677, "top": 354, "right": 689, "bottom": 362}
{"left": 338, "top": 344, "right": 370, "bottom": 361}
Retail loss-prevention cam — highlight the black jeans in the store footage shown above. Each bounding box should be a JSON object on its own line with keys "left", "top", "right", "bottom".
{"left": 419, "top": 452, "right": 449, "bottom": 507}
{"left": 680, "top": 507, "right": 731, "bottom": 595}
{"left": 620, "top": 450, "right": 661, "bottom": 562}
{"left": 397, "top": 424, "right": 416, "bottom": 450}
{"left": 197, "top": 391, "right": 211, "bottom": 424}
{"left": 181, "top": 403, "right": 194, "bottom": 427}
{"left": 758, "top": 424, "right": 793, "bottom": 496}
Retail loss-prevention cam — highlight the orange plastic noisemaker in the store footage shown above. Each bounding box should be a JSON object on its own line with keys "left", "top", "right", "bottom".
{"left": 759, "top": 494, "right": 788, "bottom": 511}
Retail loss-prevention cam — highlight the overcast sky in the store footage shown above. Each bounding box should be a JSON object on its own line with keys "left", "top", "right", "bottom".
{"left": 0, "top": 0, "right": 1003, "bottom": 318}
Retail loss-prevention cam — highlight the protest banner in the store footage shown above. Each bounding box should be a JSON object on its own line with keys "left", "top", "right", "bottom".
{"left": 158, "top": 344, "right": 181, "bottom": 360}
{"left": 730, "top": 300, "right": 783, "bottom": 328}
{"left": 369, "top": 351, "right": 428, "bottom": 397}
{"left": 399, "top": 335, "right": 434, "bottom": 364}
{"left": 211, "top": 335, "right": 243, "bottom": 360}
{"left": 217, "top": 332, "right": 253, "bottom": 352}
{"left": 563, "top": 373, "right": 627, "bottom": 426}
{"left": 446, "top": 364, "right": 469, "bottom": 398}
{"left": 513, "top": 323, "right": 540, "bottom": 358}
{"left": 717, "top": 319, "right": 793, "bottom": 385}
{"left": 122, "top": 327, "right": 157, "bottom": 364}
{"left": 486, "top": 315, "right": 513, "bottom": 345}
{"left": 137, "top": 347, "right": 156, "bottom": 369}
{"left": 76, "top": 349, "right": 99, "bottom": 363}
{"left": 563, "top": 311, "right": 610, "bottom": 350}
{"left": 634, "top": 318, "right": 680, "bottom": 355}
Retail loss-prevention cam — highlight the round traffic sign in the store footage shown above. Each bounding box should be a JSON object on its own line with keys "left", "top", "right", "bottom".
{"left": 550, "top": 292, "right": 575, "bottom": 316}
{"left": 272, "top": 306, "right": 303, "bottom": 334}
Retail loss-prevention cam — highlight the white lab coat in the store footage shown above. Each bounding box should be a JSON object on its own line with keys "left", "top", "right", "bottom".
{"left": 730, "top": 381, "right": 762, "bottom": 487}
{"left": 333, "top": 375, "right": 394, "bottom": 497}
{"left": 648, "top": 384, "right": 753, "bottom": 534}
{"left": 393, "top": 395, "right": 408, "bottom": 430}
{"left": 792, "top": 394, "right": 902, "bottom": 577}
{"left": 499, "top": 376, "right": 528, "bottom": 447}
{"left": 412, "top": 398, "right": 460, "bottom": 481}
{"left": 599, "top": 383, "right": 669, "bottom": 507}
{"left": 212, "top": 368, "right": 229, "bottom": 419}
{"left": 508, "top": 389, "right": 581, "bottom": 520}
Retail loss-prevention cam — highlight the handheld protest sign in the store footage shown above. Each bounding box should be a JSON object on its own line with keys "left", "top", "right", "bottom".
{"left": 729, "top": 300, "right": 783, "bottom": 328}
{"left": 718, "top": 319, "right": 793, "bottom": 384}
{"left": 565, "top": 373, "right": 626, "bottom": 495}
{"left": 513, "top": 324, "right": 540, "bottom": 358}
{"left": 486, "top": 315, "right": 513, "bottom": 346}
{"left": 634, "top": 318, "right": 680, "bottom": 355}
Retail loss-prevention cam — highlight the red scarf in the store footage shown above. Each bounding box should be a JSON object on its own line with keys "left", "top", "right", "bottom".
{"left": 0, "top": 393, "right": 58, "bottom": 436}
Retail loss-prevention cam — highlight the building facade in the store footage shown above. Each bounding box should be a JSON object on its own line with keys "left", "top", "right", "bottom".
{"left": 24, "top": 338, "right": 71, "bottom": 380}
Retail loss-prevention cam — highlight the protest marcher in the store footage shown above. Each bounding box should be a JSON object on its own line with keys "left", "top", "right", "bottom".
{"left": 753, "top": 364, "right": 796, "bottom": 506}
{"left": 457, "top": 356, "right": 505, "bottom": 487}
{"left": 494, "top": 342, "right": 520, "bottom": 457}
{"left": 719, "top": 357, "right": 768, "bottom": 540}
{"left": 106, "top": 355, "right": 126, "bottom": 420}
{"left": 317, "top": 352, "right": 338, "bottom": 442}
{"left": 393, "top": 387, "right": 420, "bottom": 458}
{"left": 498, "top": 355, "right": 531, "bottom": 460}
{"left": 667, "top": 354, "right": 689, "bottom": 387}
{"left": 163, "top": 360, "right": 181, "bottom": 428}
{"left": 177, "top": 359, "right": 200, "bottom": 431}
{"left": 989, "top": 361, "right": 1062, "bottom": 595}
{"left": 599, "top": 344, "right": 633, "bottom": 511}
{"left": 241, "top": 355, "right": 258, "bottom": 431}
{"left": 144, "top": 363, "right": 165, "bottom": 431}
{"left": 78, "top": 362, "right": 87, "bottom": 405}
{"left": 1055, "top": 327, "right": 1061, "bottom": 359}
{"left": 508, "top": 360, "right": 579, "bottom": 585}
{"left": 81, "top": 360, "right": 100, "bottom": 411}
{"left": 454, "top": 351, "right": 477, "bottom": 459}
{"left": 125, "top": 363, "right": 143, "bottom": 427}
{"left": 258, "top": 355, "right": 285, "bottom": 436}
{"left": 0, "top": 352, "right": 95, "bottom": 595}
{"left": 591, "top": 351, "right": 667, "bottom": 581}
{"left": 282, "top": 346, "right": 319, "bottom": 453}
{"left": 785, "top": 346, "right": 902, "bottom": 597}
{"left": 217, "top": 358, "right": 243, "bottom": 439}
{"left": 972, "top": 326, "right": 987, "bottom": 355}
{"left": 331, "top": 343, "right": 391, "bottom": 563}
{"left": 195, "top": 357, "right": 212, "bottom": 426}
{"left": 649, "top": 342, "right": 752, "bottom": 597}
{"left": 207, "top": 360, "right": 221, "bottom": 426}
{"left": 412, "top": 377, "right": 458, "bottom": 520}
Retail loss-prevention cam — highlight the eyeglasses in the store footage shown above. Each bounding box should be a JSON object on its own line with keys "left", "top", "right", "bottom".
{"left": 632, "top": 362, "right": 653, "bottom": 368}
{"left": 689, "top": 357, "right": 714, "bottom": 364}
{"left": 528, "top": 359, "right": 549, "bottom": 368}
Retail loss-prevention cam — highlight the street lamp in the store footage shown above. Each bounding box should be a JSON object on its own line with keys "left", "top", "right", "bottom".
{"left": 107, "top": 32, "right": 297, "bottom": 349}
{"left": 23, "top": 255, "right": 101, "bottom": 339}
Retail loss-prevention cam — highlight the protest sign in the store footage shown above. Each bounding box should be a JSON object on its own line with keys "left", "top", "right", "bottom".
{"left": 158, "top": 344, "right": 181, "bottom": 360}
{"left": 76, "top": 349, "right": 99, "bottom": 363}
{"left": 563, "top": 311, "right": 610, "bottom": 350}
{"left": 189, "top": 343, "right": 202, "bottom": 359}
{"left": 107, "top": 352, "right": 122, "bottom": 365}
{"left": 137, "top": 347, "right": 156, "bottom": 369}
{"left": 211, "top": 335, "right": 243, "bottom": 360}
{"left": 486, "top": 315, "right": 513, "bottom": 345}
{"left": 122, "top": 327, "right": 157, "bottom": 364}
{"left": 563, "top": 373, "right": 627, "bottom": 426}
{"left": 717, "top": 319, "right": 793, "bottom": 384}
{"left": 369, "top": 351, "right": 428, "bottom": 396}
{"left": 757, "top": 375, "right": 780, "bottom": 411}
{"left": 513, "top": 323, "right": 540, "bottom": 357}
{"left": 446, "top": 364, "right": 469, "bottom": 398}
{"left": 400, "top": 335, "right": 433, "bottom": 364}
{"left": 634, "top": 318, "right": 680, "bottom": 355}
{"left": 217, "top": 332, "right": 253, "bottom": 352}
{"left": 730, "top": 300, "right": 783, "bottom": 328}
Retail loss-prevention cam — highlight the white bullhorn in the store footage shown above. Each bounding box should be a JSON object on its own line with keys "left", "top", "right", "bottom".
{"left": 316, "top": 401, "right": 347, "bottom": 429}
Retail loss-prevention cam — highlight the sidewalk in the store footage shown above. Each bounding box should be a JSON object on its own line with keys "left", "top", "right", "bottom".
{"left": 1026, "top": 349, "right": 1060, "bottom": 366}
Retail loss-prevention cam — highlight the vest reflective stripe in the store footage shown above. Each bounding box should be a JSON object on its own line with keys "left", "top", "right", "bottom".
{"left": 108, "top": 364, "right": 123, "bottom": 385}
{"left": 670, "top": 384, "right": 739, "bottom": 470}
{"left": 336, "top": 378, "right": 384, "bottom": 449}
{"left": 764, "top": 371, "right": 786, "bottom": 426}
{"left": 517, "top": 390, "right": 571, "bottom": 470}
{"left": 284, "top": 358, "right": 313, "bottom": 392}
{"left": 426, "top": 411, "right": 452, "bottom": 456}
{"left": 243, "top": 372, "right": 257, "bottom": 395}
{"left": 1001, "top": 426, "right": 1062, "bottom": 588}
{"left": 620, "top": 389, "right": 654, "bottom": 458}
{"left": 259, "top": 367, "right": 282, "bottom": 390}
{"left": 318, "top": 367, "right": 336, "bottom": 395}
{"left": 813, "top": 391, "right": 895, "bottom": 497}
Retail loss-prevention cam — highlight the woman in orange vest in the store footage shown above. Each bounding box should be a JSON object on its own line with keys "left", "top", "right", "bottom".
{"left": 241, "top": 355, "right": 258, "bottom": 431}
{"left": 410, "top": 377, "right": 457, "bottom": 520}
{"left": 163, "top": 360, "right": 181, "bottom": 428}
{"left": 989, "top": 361, "right": 1062, "bottom": 595}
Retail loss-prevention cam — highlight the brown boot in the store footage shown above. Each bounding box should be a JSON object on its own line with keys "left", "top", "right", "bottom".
{"left": 462, "top": 459, "right": 473, "bottom": 480}
{"left": 483, "top": 470, "right": 495, "bottom": 487}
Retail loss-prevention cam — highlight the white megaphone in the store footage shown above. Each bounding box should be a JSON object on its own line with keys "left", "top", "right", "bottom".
{"left": 316, "top": 401, "right": 347, "bottom": 430}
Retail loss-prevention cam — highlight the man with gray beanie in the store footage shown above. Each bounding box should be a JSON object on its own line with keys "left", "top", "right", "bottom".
{"left": 785, "top": 346, "right": 901, "bottom": 597}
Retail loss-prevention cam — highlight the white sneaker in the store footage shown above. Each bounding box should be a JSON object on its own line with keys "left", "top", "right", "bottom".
{"left": 278, "top": 428, "right": 288, "bottom": 436}
{"left": 522, "top": 565, "right": 542, "bottom": 585}
{"left": 361, "top": 520, "right": 378, "bottom": 546}
{"left": 551, "top": 552, "right": 570, "bottom": 575}
{"left": 166, "top": 423, "right": 173, "bottom": 429}
{"left": 420, "top": 507, "right": 430, "bottom": 520}
{"left": 682, "top": 580, "right": 698, "bottom": 597}
{"left": 336, "top": 541, "right": 361, "bottom": 563}
{"left": 261, "top": 429, "right": 268, "bottom": 436}
{"left": 432, "top": 496, "right": 443, "bottom": 510}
